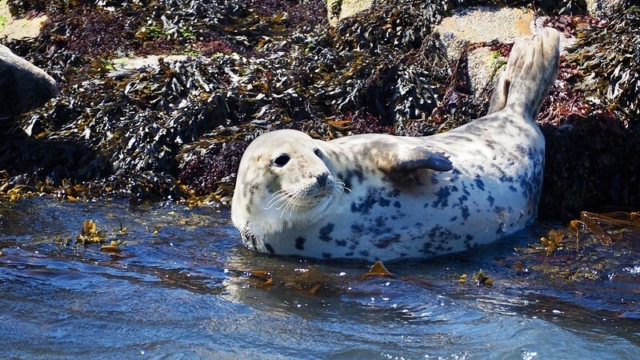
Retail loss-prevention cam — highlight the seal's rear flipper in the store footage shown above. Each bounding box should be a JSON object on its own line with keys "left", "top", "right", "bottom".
{"left": 487, "top": 28, "right": 560, "bottom": 120}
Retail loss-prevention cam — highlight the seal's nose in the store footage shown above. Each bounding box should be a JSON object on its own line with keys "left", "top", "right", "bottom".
{"left": 316, "top": 173, "right": 328, "bottom": 188}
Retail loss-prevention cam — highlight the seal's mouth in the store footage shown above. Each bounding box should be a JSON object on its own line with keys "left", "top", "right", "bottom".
{"left": 264, "top": 180, "right": 348, "bottom": 217}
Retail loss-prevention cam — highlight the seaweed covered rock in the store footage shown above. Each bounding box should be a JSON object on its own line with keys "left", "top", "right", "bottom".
{"left": 538, "top": 7, "right": 640, "bottom": 220}
{"left": 569, "top": 7, "right": 640, "bottom": 119}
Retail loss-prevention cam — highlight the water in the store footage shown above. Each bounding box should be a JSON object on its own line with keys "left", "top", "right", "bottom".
{"left": 1, "top": 198, "right": 639, "bottom": 359}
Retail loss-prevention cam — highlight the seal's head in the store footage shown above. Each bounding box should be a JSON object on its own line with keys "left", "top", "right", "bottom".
{"left": 232, "top": 130, "right": 347, "bottom": 248}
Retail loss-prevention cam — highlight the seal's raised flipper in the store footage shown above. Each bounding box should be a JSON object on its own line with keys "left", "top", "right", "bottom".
{"left": 390, "top": 146, "right": 453, "bottom": 172}
{"left": 375, "top": 143, "right": 453, "bottom": 173}
{"left": 487, "top": 28, "right": 560, "bottom": 120}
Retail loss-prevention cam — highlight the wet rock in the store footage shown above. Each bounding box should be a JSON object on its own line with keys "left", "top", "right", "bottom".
{"left": 0, "top": 44, "right": 57, "bottom": 118}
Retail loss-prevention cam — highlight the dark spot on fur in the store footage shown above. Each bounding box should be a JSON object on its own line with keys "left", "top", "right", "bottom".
{"left": 474, "top": 176, "right": 485, "bottom": 191}
{"left": 461, "top": 206, "right": 470, "bottom": 221}
{"left": 372, "top": 234, "right": 401, "bottom": 249}
{"left": 431, "top": 186, "right": 452, "bottom": 208}
{"left": 322, "top": 253, "right": 333, "bottom": 259}
{"left": 487, "top": 195, "right": 495, "bottom": 207}
{"left": 295, "top": 237, "right": 306, "bottom": 250}
{"left": 319, "top": 223, "right": 334, "bottom": 242}
{"left": 461, "top": 182, "right": 470, "bottom": 196}
{"left": 393, "top": 201, "right": 401, "bottom": 208}
{"left": 336, "top": 239, "right": 347, "bottom": 247}
{"left": 421, "top": 241, "right": 435, "bottom": 255}
{"left": 351, "top": 188, "right": 390, "bottom": 214}
{"left": 451, "top": 169, "right": 461, "bottom": 181}
{"left": 359, "top": 250, "right": 370, "bottom": 258}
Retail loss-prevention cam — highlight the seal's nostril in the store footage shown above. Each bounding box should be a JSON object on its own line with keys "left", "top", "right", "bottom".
{"left": 316, "top": 173, "right": 328, "bottom": 187}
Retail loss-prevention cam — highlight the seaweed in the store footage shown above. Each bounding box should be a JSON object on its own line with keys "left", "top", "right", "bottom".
{"left": 566, "top": 7, "right": 640, "bottom": 120}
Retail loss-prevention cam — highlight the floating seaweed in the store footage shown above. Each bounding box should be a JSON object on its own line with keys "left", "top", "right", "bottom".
{"left": 514, "top": 210, "right": 640, "bottom": 282}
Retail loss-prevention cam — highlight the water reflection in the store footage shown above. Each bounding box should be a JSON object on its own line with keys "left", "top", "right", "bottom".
{"left": 0, "top": 198, "right": 639, "bottom": 358}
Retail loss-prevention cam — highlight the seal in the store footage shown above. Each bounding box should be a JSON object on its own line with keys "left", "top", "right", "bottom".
{"left": 232, "top": 28, "right": 560, "bottom": 262}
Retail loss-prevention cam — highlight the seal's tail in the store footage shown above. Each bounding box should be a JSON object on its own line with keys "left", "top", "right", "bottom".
{"left": 487, "top": 28, "right": 560, "bottom": 121}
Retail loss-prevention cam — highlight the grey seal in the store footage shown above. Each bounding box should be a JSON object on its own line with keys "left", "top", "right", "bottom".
{"left": 232, "top": 28, "right": 560, "bottom": 262}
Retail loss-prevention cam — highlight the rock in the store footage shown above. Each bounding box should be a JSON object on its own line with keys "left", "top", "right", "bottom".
{"left": 434, "top": 6, "right": 535, "bottom": 96}
{"left": 0, "top": 45, "right": 57, "bottom": 118}
{"left": 435, "top": 6, "right": 535, "bottom": 45}
{"left": 326, "top": 0, "right": 375, "bottom": 27}
{"left": 0, "top": 0, "right": 47, "bottom": 41}
{"left": 107, "top": 55, "right": 190, "bottom": 78}
{"left": 585, "top": 0, "right": 626, "bottom": 18}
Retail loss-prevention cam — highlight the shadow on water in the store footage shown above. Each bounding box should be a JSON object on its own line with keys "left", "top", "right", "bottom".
{"left": 0, "top": 197, "right": 639, "bottom": 359}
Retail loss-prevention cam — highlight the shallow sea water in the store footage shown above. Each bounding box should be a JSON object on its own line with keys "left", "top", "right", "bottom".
{"left": 0, "top": 198, "right": 639, "bottom": 359}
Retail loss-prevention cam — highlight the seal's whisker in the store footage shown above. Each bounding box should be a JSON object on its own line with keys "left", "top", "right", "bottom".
{"left": 280, "top": 191, "right": 299, "bottom": 218}
{"left": 265, "top": 189, "right": 291, "bottom": 210}
{"left": 335, "top": 181, "right": 351, "bottom": 193}
{"left": 273, "top": 195, "right": 292, "bottom": 211}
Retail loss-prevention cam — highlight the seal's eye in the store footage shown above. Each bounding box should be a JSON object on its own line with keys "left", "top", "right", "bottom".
{"left": 313, "top": 148, "right": 322, "bottom": 158}
{"left": 272, "top": 154, "right": 290, "bottom": 167}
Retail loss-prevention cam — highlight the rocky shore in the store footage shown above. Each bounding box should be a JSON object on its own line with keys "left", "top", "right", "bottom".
{"left": 0, "top": 0, "right": 638, "bottom": 220}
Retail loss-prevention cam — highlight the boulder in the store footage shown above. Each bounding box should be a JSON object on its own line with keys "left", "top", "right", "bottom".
{"left": 0, "top": 45, "right": 57, "bottom": 118}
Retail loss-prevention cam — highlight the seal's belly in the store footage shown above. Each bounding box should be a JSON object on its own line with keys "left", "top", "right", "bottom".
{"left": 262, "top": 158, "right": 542, "bottom": 261}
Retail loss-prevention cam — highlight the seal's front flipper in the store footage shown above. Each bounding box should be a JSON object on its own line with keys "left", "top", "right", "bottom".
{"left": 377, "top": 144, "right": 453, "bottom": 173}
{"left": 392, "top": 146, "right": 453, "bottom": 172}
{"left": 331, "top": 134, "right": 453, "bottom": 174}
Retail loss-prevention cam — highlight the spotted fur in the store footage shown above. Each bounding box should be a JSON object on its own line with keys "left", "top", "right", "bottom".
{"left": 231, "top": 28, "right": 560, "bottom": 262}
